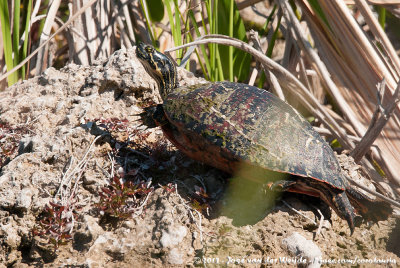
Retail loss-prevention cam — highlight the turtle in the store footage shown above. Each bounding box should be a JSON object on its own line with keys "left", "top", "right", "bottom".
{"left": 135, "top": 42, "right": 392, "bottom": 234}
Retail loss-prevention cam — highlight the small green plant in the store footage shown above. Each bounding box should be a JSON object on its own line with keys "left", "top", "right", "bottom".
{"left": 32, "top": 201, "right": 79, "bottom": 249}
{"left": 94, "top": 117, "right": 130, "bottom": 133}
{"left": 191, "top": 185, "right": 211, "bottom": 213}
{"left": 96, "top": 175, "right": 153, "bottom": 219}
{"left": 161, "top": 182, "right": 176, "bottom": 193}
{"left": 217, "top": 223, "right": 232, "bottom": 236}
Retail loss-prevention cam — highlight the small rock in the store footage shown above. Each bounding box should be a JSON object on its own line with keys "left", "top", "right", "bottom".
{"left": 73, "top": 215, "right": 104, "bottom": 250}
{"left": 166, "top": 248, "right": 184, "bottom": 265}
{"left": 85, "top": 234, "right": 110, "bottom": 267}
{"left": 0, "top": 222, "right": 20, "bottom": 249}
{"left": 160, "top": 224, "right": 187, "bottom": 248}
{"left": 18, "top": 137, "right": 35, "bottom": 154}
{"left": 15, "top": 187, "right": 34, "bottom": 211}
{"left": 282, "top": 232, "right": 322, "bottom": 268}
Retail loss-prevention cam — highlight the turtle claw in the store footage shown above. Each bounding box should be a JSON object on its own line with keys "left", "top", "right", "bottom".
{"left": 136, "top": 105, "right": 169, "bottom": 129}
{"left": 333, "top": 192, "right": 359, "bottom": 235}
{"left": 137, "top": 106, "right": 158, "bottom": 128}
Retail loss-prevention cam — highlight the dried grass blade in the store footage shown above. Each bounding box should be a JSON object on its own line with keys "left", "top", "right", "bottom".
{"left": 296, "top": 0, "right": 400, "bottom": 191}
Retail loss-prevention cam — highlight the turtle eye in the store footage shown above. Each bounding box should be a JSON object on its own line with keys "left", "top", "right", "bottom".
{"left": 145, "top": 46, "right": 154, "bottom": 54}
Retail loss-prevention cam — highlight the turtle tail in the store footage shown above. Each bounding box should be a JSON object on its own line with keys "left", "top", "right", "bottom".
{"left": 345, "top": 185, "right": 393, "bottom": 223}
{"left": 333, "top": 192, "right": 360, "bottom": 235}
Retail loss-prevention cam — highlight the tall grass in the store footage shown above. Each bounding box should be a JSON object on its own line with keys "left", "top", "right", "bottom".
{"left": 141, "top": 0, "right": 257, "bottom": 83}
{"left": 0, "top": 0, "right": 32, "bottom": 87}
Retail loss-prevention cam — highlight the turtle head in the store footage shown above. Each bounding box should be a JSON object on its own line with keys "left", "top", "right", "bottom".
{"left": 136, "top": 42, "right": 178, "bottom": 99}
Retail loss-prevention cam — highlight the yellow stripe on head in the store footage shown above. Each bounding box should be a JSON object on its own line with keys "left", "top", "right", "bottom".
{"left": 136, "top": 42, "right": 178, "bottom": 99}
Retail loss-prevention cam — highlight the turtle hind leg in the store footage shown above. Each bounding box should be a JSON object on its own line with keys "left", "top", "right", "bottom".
{"left": 345, "top": 185, "right": 393, "bottom": 222}
{"left": 268, "top": 178, "right": 358, "bottom": 234}
{"left": 332, "top": 192, "right": 360, "bottom": 235}
{"left": 267, "top": 179, "right": 320, "bottom": 198}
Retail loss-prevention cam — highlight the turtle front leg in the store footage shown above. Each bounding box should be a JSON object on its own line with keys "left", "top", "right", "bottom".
{"left": 139, "top": 104, "right": 169, "bottom": 128}
{"left": 267, "top": 180, "right": 297, "bottom": 192}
